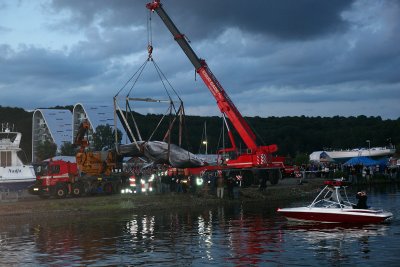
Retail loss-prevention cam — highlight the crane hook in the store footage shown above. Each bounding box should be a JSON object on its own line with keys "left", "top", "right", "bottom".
{"left": 147, "top": 44, "right": 153, "bottom": 60}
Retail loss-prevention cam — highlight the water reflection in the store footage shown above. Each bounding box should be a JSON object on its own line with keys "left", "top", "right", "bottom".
{"left": 30, "top": 217, "right": 125, "bottom": 266}
{"left": 282, "top": 221, "right": 390, "bottom": 265}
{"left": 0, "top": 189, "right": 398, "bottom": 266}
{"left": 111, "top": 204, "right": 286, "bottom": 266}
{"left": 125, "top": 215, "right": 155, "bottom": 241}
{"left": 0, "top": 223, "right": 36, "bottom": 266}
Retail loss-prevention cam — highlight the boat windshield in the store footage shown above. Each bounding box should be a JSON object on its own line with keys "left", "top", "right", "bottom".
{"left": 309, "top": 185, "right": 354, "bottom": 209}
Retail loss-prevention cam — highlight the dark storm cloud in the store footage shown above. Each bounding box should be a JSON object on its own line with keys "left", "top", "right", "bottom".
{"left": 1, "top": 0, "right": 399, "bottom": 119}
{"left": 48, "top": 0, "right": 394, "bottom": 89}
{"left": 49, "top": 0, "right": 354, "bottom": 40}
{"left": 0, "top": 45, "right": 103, "bottom": 84}
{"left": 168, "top": 0, "right": 354, "bottom": 40}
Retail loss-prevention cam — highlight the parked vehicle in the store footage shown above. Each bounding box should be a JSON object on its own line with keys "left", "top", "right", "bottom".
{"left": 30, "top": 120, "right": 129, "bottom": 198}
{"left": 29, "top": 159, "right": 128, "bottom": 198}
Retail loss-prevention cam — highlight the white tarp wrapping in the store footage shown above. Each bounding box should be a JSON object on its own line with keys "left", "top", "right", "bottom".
{"left": 118, "top": 141, "right": 204, "bottom": 168}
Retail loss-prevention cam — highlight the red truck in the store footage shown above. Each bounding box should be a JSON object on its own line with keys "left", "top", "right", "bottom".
{"left": 29, "top": 159, "right": 128, "bottom": 198}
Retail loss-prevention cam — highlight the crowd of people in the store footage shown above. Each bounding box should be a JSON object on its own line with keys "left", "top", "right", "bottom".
{"left": 122, "top": 157, "right": 399, "bottom": 199}
{"left": 299, "top": 162, "right": 399, "bottom": 184}
{"left": 123, "top": 164, "right": 242, "bottom": 199}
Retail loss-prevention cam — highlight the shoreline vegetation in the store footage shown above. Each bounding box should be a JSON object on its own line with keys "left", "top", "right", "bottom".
{"left": 0, "top": 178, "right": 397, "bottom": 219}
{"left": 1, "top": 178, "right": 321, "bottom": 218}
{"left": 1, "top": 106, "right": 399, "bottom": 163}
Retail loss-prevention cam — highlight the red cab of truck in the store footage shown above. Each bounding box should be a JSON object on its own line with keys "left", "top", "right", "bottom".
{"left": 30, "top": 159, "right": 79, "bottom": 198}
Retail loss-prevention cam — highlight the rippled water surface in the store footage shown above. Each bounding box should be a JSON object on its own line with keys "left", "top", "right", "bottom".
{"left": 1, "top": 184, "right": 400, "bottom": 266}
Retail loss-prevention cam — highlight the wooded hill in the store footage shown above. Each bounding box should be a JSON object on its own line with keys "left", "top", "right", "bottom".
{"left": 1, "top": 105, "right": 399, "bottom": 163}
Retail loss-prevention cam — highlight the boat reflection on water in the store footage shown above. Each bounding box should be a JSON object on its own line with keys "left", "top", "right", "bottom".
{"left": 282, "top": 221, "right": 390, "bottom": 262}
{"left": 282, "top": 221, "right": 389, "bottom": 240}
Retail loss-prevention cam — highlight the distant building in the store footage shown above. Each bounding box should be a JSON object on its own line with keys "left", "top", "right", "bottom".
{"left": 72, "top": 103, "right": 128, "bottom": 146}
{"left": 32, "top": 104, "right": 128, "bottom": 162}
{"left": 32, "top": 109, "right": 72, "bottom": 162}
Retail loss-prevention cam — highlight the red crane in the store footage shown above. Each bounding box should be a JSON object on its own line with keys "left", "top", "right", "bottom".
{"left": 146, "top": 1, "right": 291, "bottom": 184}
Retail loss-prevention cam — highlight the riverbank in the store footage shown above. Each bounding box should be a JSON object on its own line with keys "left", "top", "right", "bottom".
{"left": 0, "top": 178, "right": 324, "bottom": 218}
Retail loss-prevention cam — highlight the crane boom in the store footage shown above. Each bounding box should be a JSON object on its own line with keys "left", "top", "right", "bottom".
{"left": 146, "top": 0, "right": 277, "bottom": 154}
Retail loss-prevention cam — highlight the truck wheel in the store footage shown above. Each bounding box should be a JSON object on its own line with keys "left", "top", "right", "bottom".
{"left": 241, "top": 171, "right": 254, "bottom": 188}
{"left": 72, "top": 184, "right": 84, "bottom": 197}
{"left": 269, "top": 169, "right": 282, "bottom": 185}
{"left": 55, "top": 185, "right": 67, "bottom": 198}
{"left": 104, "top": 183, "right": 113, "bottom": 194}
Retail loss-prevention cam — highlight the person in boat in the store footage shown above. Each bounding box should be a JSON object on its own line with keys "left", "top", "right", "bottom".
{"left": 353, "top": 191, "right": 368, "bottom": 209}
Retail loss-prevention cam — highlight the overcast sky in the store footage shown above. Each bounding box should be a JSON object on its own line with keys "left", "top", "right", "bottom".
{"left": 0, "top": 0, "right": 399, "bottom": 119}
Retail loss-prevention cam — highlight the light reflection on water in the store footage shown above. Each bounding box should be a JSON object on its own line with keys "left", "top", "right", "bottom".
{"left": 0, "top": 185, "right": 399, "bottom": 266}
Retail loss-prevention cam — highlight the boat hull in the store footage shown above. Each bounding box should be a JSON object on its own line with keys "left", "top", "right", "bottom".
{"left": 277, "top": 207, "right": 393, "bottom": 224}
{"left": 310, "top": 147, "right": 395, "bottom": 163}
{"left": 0, "top": 179, "right": 36, "bottom": 191}
{"left": 326, "top": 148, "right": 395, "bottom": 160}
{"left": 0, "top": 166, "right": 36, "bottom": 191}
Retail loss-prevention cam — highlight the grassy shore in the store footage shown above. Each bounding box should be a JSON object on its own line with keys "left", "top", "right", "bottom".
{"left": 0, "top": 178, "right": 323, "bottom": 218}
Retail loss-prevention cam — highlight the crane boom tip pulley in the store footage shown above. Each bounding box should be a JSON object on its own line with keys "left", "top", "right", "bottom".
{"left": 146, "top": 0, "right": 161, "bottom": 11}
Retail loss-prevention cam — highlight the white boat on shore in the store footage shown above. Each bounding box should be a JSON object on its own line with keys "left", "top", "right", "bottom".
{"left": 0, "top": 123, "right": 36, "bottom": 191}
{"left": 310, "top": 146, "right": 395, "bottom": 162}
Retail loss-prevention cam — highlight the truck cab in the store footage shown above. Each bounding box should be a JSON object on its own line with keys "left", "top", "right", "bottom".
{"left": 30, "top": 160, "right": 80, "bottom": 198}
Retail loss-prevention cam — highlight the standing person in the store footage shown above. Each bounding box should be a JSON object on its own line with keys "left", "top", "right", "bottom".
{"left": 216, "top": 172, "right": 224, "bottom": 199}
{"left": 232, "top": 175, "right": 240, "bottom": 199}
{"left": 259, "top": 174, "right": 267, "bottom": 191}
{"left": 170, "top": 176, "right": 176, "bottom": 192}
{"left": 365, "top": 166, "right": 371, "bottom": 183}
{"left": 351, "top": 165, "right": 357, "bottom": 184}
{"left": 362, "top": 166, "right": 367, "bottom": 183}
{"left": 227, "top": 176, "right": 234, "bottom": 199}
{"left": 176, "top": 175, "right": 183, "bottom": 193}
{"left": 155, "top": 172, "right": 162, "bottom": 194}
{"left": 189, "top": 175, "right": 197, "bottom": 195}
{"left": 136, "top": 172, "right": 143, "bottom": 194}
{"left": 210, "top": 172, "right": 217, "bottom": 195}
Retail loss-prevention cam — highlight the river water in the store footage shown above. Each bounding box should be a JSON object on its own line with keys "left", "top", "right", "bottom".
{"left": 1, "top": 184, "right": 400, "bottom": 266}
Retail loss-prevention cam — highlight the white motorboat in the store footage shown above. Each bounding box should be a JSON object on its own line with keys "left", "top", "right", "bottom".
{"left": 310, "top": 146, "right": 395, "bottom": 162}
{"left": 277, "top": 180, "right": 393, "bottom": 224}
{"left": 0, "top": 123, "right": 36, "bottom": 191}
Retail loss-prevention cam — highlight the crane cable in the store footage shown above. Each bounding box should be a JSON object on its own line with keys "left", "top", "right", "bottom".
{"left": 146, "top": 10, "right": 191, "bottom": 153}
{"left": 115, "top": 9, "right": 189, "bottom": 152}
{"left": 147, "top": 9, "right": 153, "bottom": 56}
{"left": 147, "top": 10, "right": 180, "bottom": 105}
{"left": 244, "top": 117, "right": 267, "bottom": 146}
{"left": 114, "top": 60, "right": 148, "bottom": 97}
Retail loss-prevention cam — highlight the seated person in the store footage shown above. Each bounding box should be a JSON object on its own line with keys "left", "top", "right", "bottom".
{"left": 353, "top": 191, "right": 368, "bottom": 209}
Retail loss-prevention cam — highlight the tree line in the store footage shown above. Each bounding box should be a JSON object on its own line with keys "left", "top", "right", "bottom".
{"left": 1, "top": 105, "right": 399, "bottom": 163}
